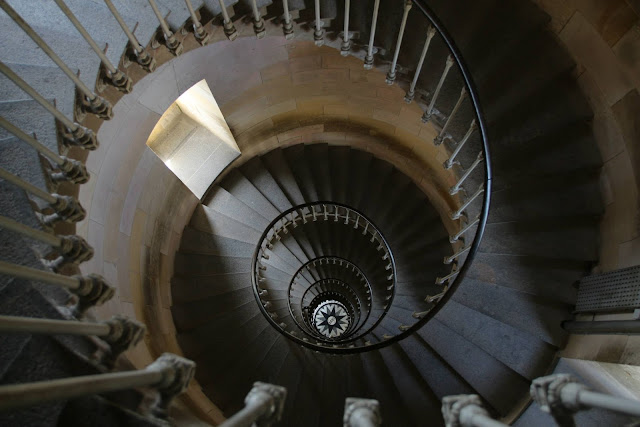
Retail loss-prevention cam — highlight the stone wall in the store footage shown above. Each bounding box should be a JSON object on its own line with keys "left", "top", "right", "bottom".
{"left": 76, "top": 32, "right": 461, "bottom": 424}
{"left": 533, "top": 0, "right": 640, "bottom": 371}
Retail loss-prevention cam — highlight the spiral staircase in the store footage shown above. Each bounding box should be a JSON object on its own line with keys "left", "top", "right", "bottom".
{"left": 0, "top": 0, "right": 615, "bottom": 425}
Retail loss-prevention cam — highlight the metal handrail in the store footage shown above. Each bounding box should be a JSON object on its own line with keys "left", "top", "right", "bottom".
{"left": 245, "top": 0, "right": 491, "bottom": 354}
{"left": 251, "top": 201, "right": 397, "bottom": 351}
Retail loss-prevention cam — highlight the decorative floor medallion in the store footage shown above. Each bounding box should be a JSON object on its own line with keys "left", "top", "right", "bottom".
{"left": 313, "top": 300, "right": 351, "bottom": 338}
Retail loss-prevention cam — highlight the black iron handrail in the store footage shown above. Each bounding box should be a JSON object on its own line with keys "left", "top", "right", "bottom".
{"left": 250, "top": 1, "right": 492, "bottom": 354}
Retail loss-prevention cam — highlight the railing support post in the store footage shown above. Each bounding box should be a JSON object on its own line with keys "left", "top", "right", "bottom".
{"left": 0, "top": 261, "right": 114, "bottom": 315}
{"left": 386, "top": 1, "right": 412, "bottom": 84}
{"left": 435, "top": 87, "right": 467, "bottom": 145}
{"left": 531, "top": 374, "right": 640, "bottom": 426}
{"left": 251, "top": 0, "right": 266, "bottom": 39}
{"left": 0, "top": 61, "right": 98, "bottom": 149}
{"left": 341, "top": 0, "right": 351, "bottom": 56}
{"left": 449, "top": 152, "right": 483, "bottom": 196}
{"left": 442, "top": 394, "right": 507, "bottom": 427}
{"left": 148, "top": 0, "right": 184, "bottom": 55}
{"left": 0, "top": 353, "right": 195, "bottom": 415}
{"left": 217, "top": 0, "right": 238, "bottom": 40}
{"left": 444, "top": 119, "right": 477, "bottom": 170}
{"left": 184, "top": 0, "right": 210, "bottom": 45}
{"left": 219, "top": 382, "right": 287, "bottom": 427}
{"left": 281, "top": 0, "right": 294, "bottom": 39}
{"left": 422, "top": 54, "right": 455, "bottom": 123}
{"left": 103, "top": 0, "right": 156, "bottom": 72}
{"left": 364, "top": 0, "right": 381, "bottom": 69}
{"left": 314, "top": 0, "right": 324, "bottom": 46}
{"left": 54, "top": 0, "right": 132, "bottom": 93}
{"left": 344, "top": 397, "right": 382, "bottom": 427}
{"left": 404, "top": 26, "right": 436, "bottom": 103}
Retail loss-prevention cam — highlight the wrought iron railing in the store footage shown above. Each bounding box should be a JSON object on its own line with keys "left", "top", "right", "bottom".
{"left": 0, "top": 0, "right": 492, "bottom": 418}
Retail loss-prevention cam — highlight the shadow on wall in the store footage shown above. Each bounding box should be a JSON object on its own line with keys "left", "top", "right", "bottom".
{"left": 146, "top": 79, "right": 241, "bottom": 200}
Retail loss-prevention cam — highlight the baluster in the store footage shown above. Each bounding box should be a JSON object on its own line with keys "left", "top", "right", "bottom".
{"left": 0, "top": 117, "right": 89, "bottom": 184}
{"left": 314, "top": 0, "right": 324, "bottom": 46}
{"left": 53, "top": 0, "right": 131, "bottom": 92}
{"left": 341, "top": 0, "right": 351, "bottom": 56}
{"left": 386, "top": 0, "right": 412, "bottom": 84}
{"left": 412, "top": 310, "right": 429, "bottom": 319}
{"left": 0, "top": 261, "right": 113, "bottom": 315}
{"left": 422, "top": 54, "right": 455, "bottom": 123}
{"left": 451, "top": 184, "right": 484, "bottom": 220}
{"left": 450, "top": 216, "right": 480, "bottom": 243}
{"left": 226, "top": 381, "right": 287, "bottom": 421}
{"left": 0, "top": 216, "right": 93, "bottom": 270}
{"left": 435, "top": 267, "right": 459, "bottom": 285}
{"left": 531, "top": 374, "right": 640, "bottom": 423}
{"left": 434, "top": 87, "right": 466, "bottom": 145}
{"left": 0, "top": 168, "right": 85, "bottom": 226}
{"left": 281, "top": 0, "right": 294, "bottom": 39}
{"left": 0, "top": 1, "right": 112, "bottom": 119}
{"left": 444, "top": 119, "right": 477, "bottom": 169}
{"left": 364, "top": 0, "right": 381, "bottom": 69}
{"left": 0, "top": 61, "right": 97, "bottom": 149}
{"left": 425, "top": 286, "right": 448, "bottom": 303}
{"left": 404, "top": 26, "right": 436, "bottom": 103}
{"left": 103, "top": 0, "right": 156, "bottom": 72}
{"left": 444, "top": 245, "right": 471, "bottom": 264}
{"left": 0, "top": 314, "right": 144, "bottom": 365}
{"left": 344, "top": 398, "right": 382, "bottom": 427}
{"left": 442, "top": 395, "right": 507, "bottom": 427}
{"left": 148, "top": 0, "right": 183, "bottom": 55}
{"left": 217, "top": 0, "right": 238, "bottom": 40}
{"left": 0, "top": 353, "right": 195, "bottom": 417}
{"left": 250, "top": 0, "right": 266, "bottom": 39}
{"left": 449, "top": 152, "right": 483, "bottom": 195}
{"left": 184, "top": 0, "right": 210, "bottom": 45}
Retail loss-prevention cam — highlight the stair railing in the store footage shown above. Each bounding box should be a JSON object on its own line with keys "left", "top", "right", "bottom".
{"left": 0, "top": 60, "right": 98, "bottom": 149}
{"left": 0, "top": 117, "right": 89, "bottom": 183}
{"left": 442, "top": 395, "right": 507, "bottom": 427}
{"left": 0, "top": 0, "right": 113, "bottom": 119}
{"left": 219, "top": 382, "right": 287, "bottom": 427}
{"left": 531, "top": 374, "right": 640, "bottom": 426}
{"left": 103, "top": 0, "right": 157, "bottom": 71}
{"left": 0, "top": 353, "right": 195, "bottom": 417}
{"left": 344, "top": 398, "right": 382, "bottom": 427}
